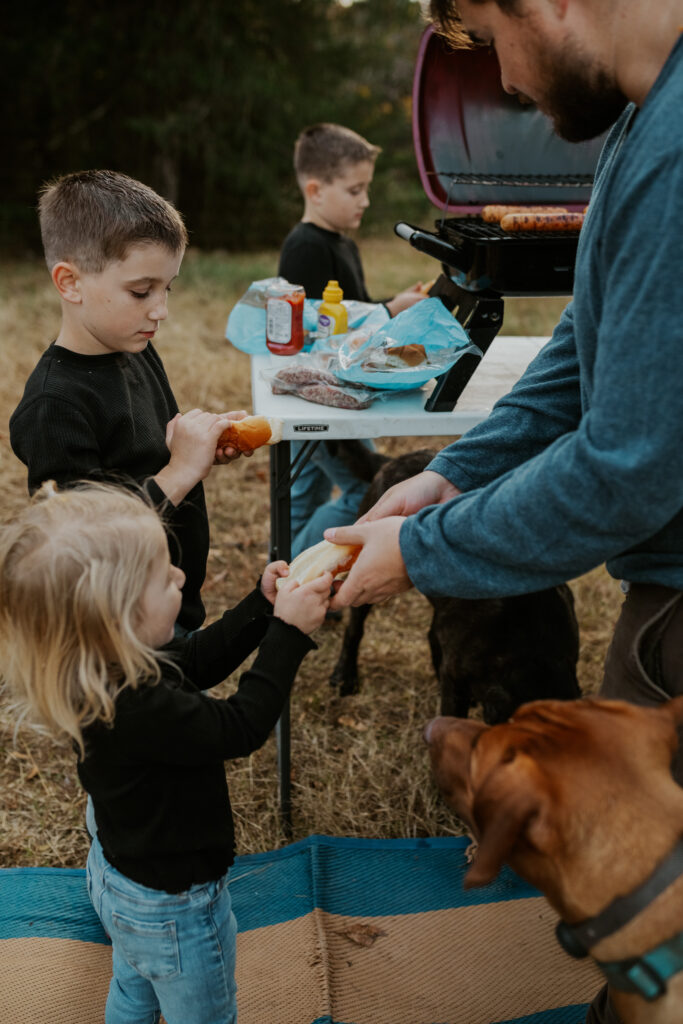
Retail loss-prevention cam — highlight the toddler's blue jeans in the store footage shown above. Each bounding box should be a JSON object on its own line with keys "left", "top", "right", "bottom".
{"left": 87, "top": 836, "right": 237, "bottom": 1024}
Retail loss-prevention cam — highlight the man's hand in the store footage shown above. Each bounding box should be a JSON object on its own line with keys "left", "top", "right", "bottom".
{"left": 358, "top": 470, "right": 461, "bottom": 524}
{"left": 325, "top": 517, "right": 412, "bottom": 610}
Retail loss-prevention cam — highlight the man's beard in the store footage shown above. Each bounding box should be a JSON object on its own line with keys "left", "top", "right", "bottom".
{"left": 534, "top": 43, "right": 628, "bottom": 142}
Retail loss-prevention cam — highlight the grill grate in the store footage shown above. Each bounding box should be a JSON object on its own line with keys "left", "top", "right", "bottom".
{"left": 440, "top": 217, "right": 582, "bottom": 241}
{"left": 432, "top": 171, "right": 595, "bottom": 188}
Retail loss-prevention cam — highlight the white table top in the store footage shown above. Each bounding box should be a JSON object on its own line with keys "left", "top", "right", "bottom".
{"left": 251, "top": 335, "right": 548, "bottom": 440}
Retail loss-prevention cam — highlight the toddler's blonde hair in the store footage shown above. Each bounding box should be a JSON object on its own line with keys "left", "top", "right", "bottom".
{"left": 0, "top": 482, "right": 171, "bottom": 757}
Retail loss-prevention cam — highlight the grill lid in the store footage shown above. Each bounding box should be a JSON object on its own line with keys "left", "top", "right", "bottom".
{"left": 413, "top": 27, "right": 607, "bottom": 212}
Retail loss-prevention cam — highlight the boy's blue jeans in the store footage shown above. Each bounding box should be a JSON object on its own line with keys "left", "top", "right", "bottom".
{"left": 87, "top": 836, "right": 237, "bottom": 1024}
{"left": 290, "top": 439, "right": 375, "bottom": 557}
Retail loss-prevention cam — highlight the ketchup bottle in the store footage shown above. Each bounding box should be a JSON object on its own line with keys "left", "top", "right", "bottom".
{"left": 266, "top": 283, "right": 305, "bottom": 355}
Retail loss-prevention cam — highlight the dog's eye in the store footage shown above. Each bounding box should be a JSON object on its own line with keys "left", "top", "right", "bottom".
{"left": 501, "top": 748, "right": 517, "bottom": 764}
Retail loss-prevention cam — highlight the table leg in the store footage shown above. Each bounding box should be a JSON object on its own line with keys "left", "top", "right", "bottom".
{"left": 269, "top": 439, "right": 320, "bottom": 837}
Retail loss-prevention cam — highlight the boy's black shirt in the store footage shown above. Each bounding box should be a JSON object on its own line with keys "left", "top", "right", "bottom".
{"left": 278, "top": 221, "right": 371, "bottom": 301}
{"left": 9, "top": 341, "right": 207, "bottom": 630}
{"left": 78, "top": 587, "right": 316, "bottom": 893}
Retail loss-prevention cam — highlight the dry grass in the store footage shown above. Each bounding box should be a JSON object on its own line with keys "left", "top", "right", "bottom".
{"left": 0, "top": 240, "right": 623, "bottom": 869}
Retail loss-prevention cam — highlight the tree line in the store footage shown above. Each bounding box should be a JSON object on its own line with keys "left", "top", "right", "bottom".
{"left": 3, "top": 0, "right": 432, "bottom": 253}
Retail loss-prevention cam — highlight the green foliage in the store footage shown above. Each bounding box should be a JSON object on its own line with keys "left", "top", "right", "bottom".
{"left": 3, "top": 0, "right": 431, "bottom": 252}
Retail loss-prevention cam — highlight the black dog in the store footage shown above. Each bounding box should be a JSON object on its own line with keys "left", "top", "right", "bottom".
{"left": 329, "top": 446, "right": 581, "bottom": 724}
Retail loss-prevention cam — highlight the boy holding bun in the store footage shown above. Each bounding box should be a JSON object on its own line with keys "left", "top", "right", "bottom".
{"left": 278, "top": 123, "right": 426, "bottom": 557}
{"left": 10, "top": 169, "right": 246, "bottom": 633}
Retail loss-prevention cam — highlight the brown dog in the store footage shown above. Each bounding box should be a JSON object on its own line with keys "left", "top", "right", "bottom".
{"left": 425, "top": 697, "right": 683, "bottom": 1024}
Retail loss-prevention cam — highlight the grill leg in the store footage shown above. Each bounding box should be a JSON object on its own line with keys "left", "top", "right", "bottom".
{"left": 424, "top": 278, "right": 504, "bottom": 412}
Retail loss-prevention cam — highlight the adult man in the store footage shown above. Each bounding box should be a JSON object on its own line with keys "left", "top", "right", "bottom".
{"left": 327, "top": 6, "right": 683, "bottom": 1015}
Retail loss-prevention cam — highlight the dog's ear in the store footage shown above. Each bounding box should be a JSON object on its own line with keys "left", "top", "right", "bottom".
{"left": 464, "top": 754, "right": 546, "bottom": 889}
{"left": 664, "top": 695, "right": 683, "bottom": 728}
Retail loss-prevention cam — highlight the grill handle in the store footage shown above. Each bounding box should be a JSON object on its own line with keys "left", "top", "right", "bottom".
{"left": 394, "top": 221, "right": 463, "bottom": 264}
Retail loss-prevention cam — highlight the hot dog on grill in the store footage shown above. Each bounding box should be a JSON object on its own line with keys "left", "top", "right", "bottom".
{"left": 275, "top": 539, "right": 362, "bottom": 590}
{"left": 481, "top": 205, "right": 568, "bottom": 224}
{"left": 500, "top": 212, "right": 585, "bottom": 232}
{"left": 216, "top": 415, "right": 283, "bottom": 453}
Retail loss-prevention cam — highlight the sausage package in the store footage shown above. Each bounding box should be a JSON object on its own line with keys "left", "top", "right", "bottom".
{"left": 261, "top": 353, "right": 392, "bottom": 410}
{"left": 332, "top": 298, "right": 479, "bottom": 391}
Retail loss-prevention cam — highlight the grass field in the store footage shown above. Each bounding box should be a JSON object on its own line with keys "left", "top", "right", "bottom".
{"left": 0, "top": 238, "right": 623, "bottom": 868}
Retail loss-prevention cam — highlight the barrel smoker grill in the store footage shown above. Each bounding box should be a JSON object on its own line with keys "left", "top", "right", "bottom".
{"left": 405, "top": 30, "right": 606, "bottom": 411}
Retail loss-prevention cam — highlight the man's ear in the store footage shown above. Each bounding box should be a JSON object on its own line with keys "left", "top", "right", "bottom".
{"left": 51, "top": 262, "right": 82, "bottom": 303}
{"left": 464, "top": 754, "right": 545, "bottom": 889}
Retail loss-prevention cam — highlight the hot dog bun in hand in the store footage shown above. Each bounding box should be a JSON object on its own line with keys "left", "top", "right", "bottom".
{"left": 216, "top": 415, "right": 283, "bottom": 453}
{"left": 276, "top": 539, "right": 362, "bottom": 590}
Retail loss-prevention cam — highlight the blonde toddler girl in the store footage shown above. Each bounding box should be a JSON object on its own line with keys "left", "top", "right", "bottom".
{"left": 0, "top": 482, "right": 331, "bottom": 1024}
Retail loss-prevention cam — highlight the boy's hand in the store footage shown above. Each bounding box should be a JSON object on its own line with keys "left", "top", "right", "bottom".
{"left": 155, "top": 409, "right": 232, "bottom": 505}
{"left": 273, "top": 573, "right": 332, "bottom": 634}
{"left": 385, "top": 282, "right": 427, "bottom": 318}
{"left": 214, "top": 410, "right": 254, "bottom": 464}
{"left": 261, "top": 560, "right": 289, "bottom": 604}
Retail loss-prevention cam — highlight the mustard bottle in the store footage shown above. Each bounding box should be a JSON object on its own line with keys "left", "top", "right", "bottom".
{"left": 317, "top": 280, "right": 348, "bottom": 339}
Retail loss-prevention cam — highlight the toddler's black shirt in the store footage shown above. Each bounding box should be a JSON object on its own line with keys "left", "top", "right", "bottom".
{"left": 78, "top": 588, "right": 315, "bottom": 893}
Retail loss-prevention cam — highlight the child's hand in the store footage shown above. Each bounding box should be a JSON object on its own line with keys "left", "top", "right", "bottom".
{"left": 273, "top": 573, "right": 332, "bottom": 634}
{"left": 261, "top": 560, "right": 289, "bottom": 604}
{"left": 385, "top": 282, "right": 427, "bottom": 318}
{"left": 155, "top": 409, "right": 232, "bottom": 504}
{"left": 214, "top": 410, "right": 253, "bottom": 465}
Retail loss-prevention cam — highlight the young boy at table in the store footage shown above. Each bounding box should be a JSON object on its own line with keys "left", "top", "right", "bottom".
{"left": 278, "top": 123, "right": 426, "bottom": 557}
{"left": 10, "top": 169, "right": 245, "bottom": 634}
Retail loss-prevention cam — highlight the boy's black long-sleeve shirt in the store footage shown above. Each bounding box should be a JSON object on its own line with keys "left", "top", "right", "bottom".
{"left": 278, "top": 221, "right": 371, "bottom": 301}
{"left": 9, "top": 341, "right": 208, "bottom": 630}
{"left": 77, "top": 587, "right": 315, "bottom": 893}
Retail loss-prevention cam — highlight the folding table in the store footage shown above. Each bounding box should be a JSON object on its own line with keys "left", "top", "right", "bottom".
{"left": 251, "top": 334, "right": 549, "bottom": 833}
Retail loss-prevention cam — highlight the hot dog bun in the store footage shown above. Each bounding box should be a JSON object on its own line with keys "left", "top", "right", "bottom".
{"left": 217, "top": 415, "right": 283, "bottom": 453}
{"left": 276, "top": 539, "right": 362, "bottom": 590}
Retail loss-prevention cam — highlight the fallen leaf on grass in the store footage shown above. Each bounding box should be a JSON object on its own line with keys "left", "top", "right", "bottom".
{"left": 334, "top": 923, "right": 387, "bottom": 947}
{"left": 336, "top": 714, "right": 368, "bottom": 733}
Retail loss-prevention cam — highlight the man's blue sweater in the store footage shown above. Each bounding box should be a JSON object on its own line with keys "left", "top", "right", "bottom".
{"left": 400, "top": 35, "right": 683, "bottom": 599}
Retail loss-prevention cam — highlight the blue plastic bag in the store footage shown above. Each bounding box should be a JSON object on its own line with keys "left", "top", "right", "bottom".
{"left": 333, "top": 298, "right": 479, "bottom": 391}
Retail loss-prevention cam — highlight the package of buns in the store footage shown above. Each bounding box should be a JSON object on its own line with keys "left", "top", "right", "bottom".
{"left": 334, "top": 298, "right": 476, "bottom": 393}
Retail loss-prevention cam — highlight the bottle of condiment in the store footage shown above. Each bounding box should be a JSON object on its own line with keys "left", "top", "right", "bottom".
{"left": 266, "top": 282, "right": 305, "bottom": 355}
{"left": 316, "top": 280, "right": 348, "bottom": 339}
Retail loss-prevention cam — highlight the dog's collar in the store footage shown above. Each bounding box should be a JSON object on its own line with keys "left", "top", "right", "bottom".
{"left": 595, "top": 927, "right": 683, "bottom": 1001}
{"left": 556, "top": 835, "right": 683, "bottom": 1001}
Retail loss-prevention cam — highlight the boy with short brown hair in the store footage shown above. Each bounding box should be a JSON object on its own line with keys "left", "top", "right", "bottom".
{"left": 278, "top": 124, "right": 426, "bottom": 557}
{"left": 10, "top": 169, "right": 242, "bottom": 631}
{"left": 280, "top": 122, "right": 424, "bottom": 315}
